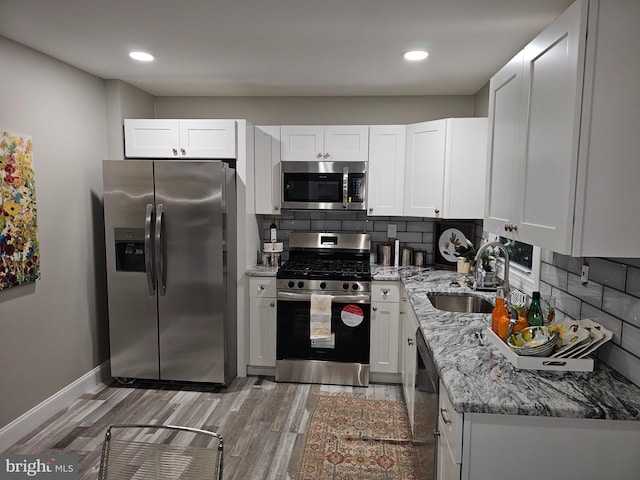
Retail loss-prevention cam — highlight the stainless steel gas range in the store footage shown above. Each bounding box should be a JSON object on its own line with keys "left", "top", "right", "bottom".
{"left": 275, "top": 232, "right": 372, "bottom": 386}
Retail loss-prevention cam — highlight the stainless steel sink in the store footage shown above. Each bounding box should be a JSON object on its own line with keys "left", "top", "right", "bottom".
{"left": 427, "top": 293, "right": 493, "bottom": 314}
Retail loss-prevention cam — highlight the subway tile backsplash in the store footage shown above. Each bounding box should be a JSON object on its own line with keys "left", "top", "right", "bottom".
{"left": 542, "top": 251, "right": 640, "bottom": 387}
{"left": 259, "top": 211, "right": 482, "bottom": 265}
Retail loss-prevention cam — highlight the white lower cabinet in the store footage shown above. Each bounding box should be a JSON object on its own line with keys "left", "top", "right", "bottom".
{"left": 437, "top": 381, "right": 462, "bottom": 480}
{"left": 436, "top": 380, "right": 640, "bottom": 480}
{"left": 370, "top": 282, "right": 400, "bottom": 374}
{"left": 400, "top": 284, "right": 419, "bottom": 434}
{"left": 248, "top": 277, "right": 277, "bottom": 367}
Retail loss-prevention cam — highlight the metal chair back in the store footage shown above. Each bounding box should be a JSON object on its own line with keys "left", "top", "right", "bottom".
{"left": 98, "top": 424, "right": 223, "bottom": 480}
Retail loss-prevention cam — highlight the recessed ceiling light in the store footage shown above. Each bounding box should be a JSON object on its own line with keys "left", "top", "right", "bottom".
{"left": 403, "top": 50, "right": 429, "bottom": 61}
{"left": 129, "top": 51, "right": 155, "bottom": 62}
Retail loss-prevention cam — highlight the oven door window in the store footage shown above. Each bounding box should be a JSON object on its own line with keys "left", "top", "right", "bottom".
{"left": 283, "top": 173, "right": 343, "bottom": 203}
{"left": 277, "top": 299, "right": 370, "bottom": 363}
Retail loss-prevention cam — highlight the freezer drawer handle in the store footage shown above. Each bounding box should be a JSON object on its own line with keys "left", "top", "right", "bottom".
{"left": 155, "top": 203, "right": 166, "bottom": 296}
{"left": 144, "top": 203, "right": 155, "bottom": 296}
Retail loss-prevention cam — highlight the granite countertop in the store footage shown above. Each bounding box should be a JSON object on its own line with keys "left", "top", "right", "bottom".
{"left": 246, "top": 265, "right": 278, "bottom": 277}
{"left": 382, "top": 266, "right": 640, "bottom": 421}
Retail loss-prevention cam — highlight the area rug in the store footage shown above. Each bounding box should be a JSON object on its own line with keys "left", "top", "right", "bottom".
{"left": 296, "top": 395, "right": 416, "bottom": 480}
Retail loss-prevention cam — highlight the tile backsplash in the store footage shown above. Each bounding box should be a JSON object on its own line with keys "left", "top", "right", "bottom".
{"left": 259, "top": 212, "right": 640, "bottom": 387}
{"left": 540, "top": 251, "right": 640, "bottom": 387}
{"left": 258, "top": 211, "right": 483, "bottom": 265}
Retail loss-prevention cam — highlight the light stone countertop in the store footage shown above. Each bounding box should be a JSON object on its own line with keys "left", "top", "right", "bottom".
{"left": 247, "top": 263, "right": 640, "bottom": 420}
{"left": 246, "top": 265, "right": 278, "bottom": 277}
{"left": 377, "top": 266, "right": 640, "bottom": 421}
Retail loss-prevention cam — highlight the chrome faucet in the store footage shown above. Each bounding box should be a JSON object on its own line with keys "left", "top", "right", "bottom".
{"left": 472, "top": 241, "right": 510, "bottom": 298}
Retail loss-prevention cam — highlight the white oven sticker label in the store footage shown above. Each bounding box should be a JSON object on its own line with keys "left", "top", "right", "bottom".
{"left": 341, "top": 304, "right": 364, "bottom": 327}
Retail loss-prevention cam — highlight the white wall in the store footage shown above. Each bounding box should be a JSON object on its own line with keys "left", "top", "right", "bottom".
{"left": 155, "top": 95, "right": 476, "bottom": 124}
{"left": 0, "top": 36, "right": 109, "bottom": 429}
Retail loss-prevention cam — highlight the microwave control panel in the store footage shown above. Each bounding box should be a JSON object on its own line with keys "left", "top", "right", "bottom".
{"left": 348, "top": 174, "right": 365, "bottom": 203}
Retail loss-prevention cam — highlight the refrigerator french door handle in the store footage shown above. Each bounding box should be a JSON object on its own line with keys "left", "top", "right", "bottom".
{"left": 155, "top": 203, "right": 166, "bottom": 296}
{"left": 342, "top": 166, "right": 349, "bottom": 209}
{"left": 144, "top": 203, "right": 156, "bottom": 296}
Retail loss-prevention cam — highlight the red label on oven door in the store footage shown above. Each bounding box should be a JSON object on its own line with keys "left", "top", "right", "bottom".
{"left": 341, "top": 304, "right": 364, "bottom": 327}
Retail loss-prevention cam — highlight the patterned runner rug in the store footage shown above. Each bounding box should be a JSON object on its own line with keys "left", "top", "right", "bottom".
{"left": 296, "top": 395, "right": 417, "bottom": 480}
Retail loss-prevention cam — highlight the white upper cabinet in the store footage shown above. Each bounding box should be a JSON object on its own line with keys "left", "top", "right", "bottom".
{"left": 254, "top": 126, "right": 282, "bottom": 215}
{"left": 443, "top": 118, "right": 488, "bottom": 219}
{"left": 485, "top": 0, "right": 640, "bottom": 256}
{"left": 280, "top": 126, "right": 369, "bottom": 162}
{"left": 367, "top": 125, "right": 406, "bottom": 216}
{"left": 124, "top": 119, "right": 237, "bottom": 159}
{"left": 404, "top": 120, "right": 447, "bottom": 218}
{"left": 485, "top": 51, "right": 525, "bottom": 235}
{"left": 405, "top": 118, "right": 487, "bottom": 219}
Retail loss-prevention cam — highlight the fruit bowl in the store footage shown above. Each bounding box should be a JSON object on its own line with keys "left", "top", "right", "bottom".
{"left": 507, "top": 326, "right": 558, "bottom": 357}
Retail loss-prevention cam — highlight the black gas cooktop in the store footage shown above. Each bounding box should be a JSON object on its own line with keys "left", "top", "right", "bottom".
{"left": 276, "top": 258, "right": 371, "bottom": 281}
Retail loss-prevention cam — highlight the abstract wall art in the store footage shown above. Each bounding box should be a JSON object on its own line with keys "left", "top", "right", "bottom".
{"left": 0, "top": 131, "right": 40, "bottom": 290}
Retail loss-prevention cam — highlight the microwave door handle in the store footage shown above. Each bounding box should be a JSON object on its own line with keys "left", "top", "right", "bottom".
{"left": 144, "top": 203, "right": 156, "bottom": 296}
{"left": 342, "top": 166, "right": 349, "bottom": 209}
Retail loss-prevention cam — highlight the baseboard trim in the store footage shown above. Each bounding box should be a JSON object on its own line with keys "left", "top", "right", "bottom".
{"left": 0, "top": 360, "right": 111, "bottom": 453}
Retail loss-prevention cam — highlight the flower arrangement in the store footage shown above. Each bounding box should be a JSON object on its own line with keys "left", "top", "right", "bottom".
{"left": 453, "top": 238, "right": 476, "bottom": 263}
{"left": 480, "top": 246, "right": 500, "bottom": 272}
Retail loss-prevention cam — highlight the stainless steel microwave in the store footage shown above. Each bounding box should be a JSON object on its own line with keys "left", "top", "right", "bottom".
{"left": 281, "top": 161, "right": 367, "bottom": 210}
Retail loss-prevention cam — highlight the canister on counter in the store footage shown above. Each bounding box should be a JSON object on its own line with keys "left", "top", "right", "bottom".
{"left": 400, "top": 246, "right": 413, "bottom": 266}
{"left": 377, "top": 243, "right": 393, "bottom": 266}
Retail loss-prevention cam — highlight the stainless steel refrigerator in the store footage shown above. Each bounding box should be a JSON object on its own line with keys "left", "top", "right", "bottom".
{"left": 102, "top": 160, "right": 236, "bottom": 384}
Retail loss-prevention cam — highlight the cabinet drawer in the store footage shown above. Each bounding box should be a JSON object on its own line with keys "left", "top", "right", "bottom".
{"left": 439, "top": 380, "right": 463, "bottom": 464}
{"left": 372, "top": 282, "right": 400, "bottom": 303}
{"left": 249, "top": 277, "right": 276, "bottom": 298}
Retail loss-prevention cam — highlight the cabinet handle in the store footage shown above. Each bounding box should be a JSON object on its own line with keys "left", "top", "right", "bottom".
{"left": 274, "top": 206, "right": 279, "bottom": 211}
{"left": 513, "top": 224, "right": 518, "bottom": 232}
{"left": 316, "top": 153, "right": 323, "bottom": 158}
{"left": 369, "top": 207, "right": 373, "bottom": 213}
{"left": 172, "top": 148, "right": 178, "bottom": 156}
{"left": 382, "top": 289, "right": 389, "bottom": 295}
{"left": 435, "top": 208, "right": 440, "bottom": 215}
{"left": 324, "top": 153, "right": 330, "bottom": 159}
{"left": 372, "top": 306, "right": 378, "bottom": 312}
{"left": 180, "top": 148, "right": 186, "bottom": 155}
{"left": 440, "top": 407, "right": 453, "bottom": 425}
{"left": 407, "top": 338, "right": 415, "bottom": 346}
{"left": 270, "top": 302, "right": 275, "bottom": 307}
{"left": 259, "top": 285, "right": 266, "bottom": 290}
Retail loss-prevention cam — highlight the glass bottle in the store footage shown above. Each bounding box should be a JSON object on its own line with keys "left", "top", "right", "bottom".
{"left": 270, "top": 218, "right": 277, "bottom": 243}
{"left": 526, "top": 291, "right": 544, "bottom": 327}
{"left": 491, "top": 288, "right": 508, "bottom": 335}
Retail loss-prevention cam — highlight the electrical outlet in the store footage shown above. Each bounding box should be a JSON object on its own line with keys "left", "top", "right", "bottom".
{"left": 387, "top": 224, "right": 397, "bottom": 238}
{"left": 581, "top": 265, "right": 590, "bottom": 283}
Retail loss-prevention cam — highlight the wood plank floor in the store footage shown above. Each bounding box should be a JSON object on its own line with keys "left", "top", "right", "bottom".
{"left": 6, "top": 376, "right": 404, "bottom": 480}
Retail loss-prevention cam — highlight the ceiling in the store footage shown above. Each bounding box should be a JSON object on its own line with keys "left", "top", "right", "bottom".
{"left": 0, "top": 0, "right": 574, "bottom": 97}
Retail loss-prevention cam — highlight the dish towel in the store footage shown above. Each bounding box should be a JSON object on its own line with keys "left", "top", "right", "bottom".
{"left": 310, "top": 294, "right": 332, "bottom": 340}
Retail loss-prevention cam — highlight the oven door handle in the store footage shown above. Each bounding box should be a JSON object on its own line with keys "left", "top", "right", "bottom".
{"left": 277, "top": 291, "right": 370, "bottom": 304}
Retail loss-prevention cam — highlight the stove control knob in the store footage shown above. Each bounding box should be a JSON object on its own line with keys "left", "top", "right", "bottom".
{"left": 297, "top": 281, "right": 304, "bottom": 289}
{"left": 320, "top": 282, "right": 327, "bottom": 289}
{"left": 352, "top": 283, "right": 359, "bottom": 291}
{"left": 343, "top": 283, "right": 350, "bottom": 290}
{"left": 288, "top": 281, "right": 295, "bottom": 288}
